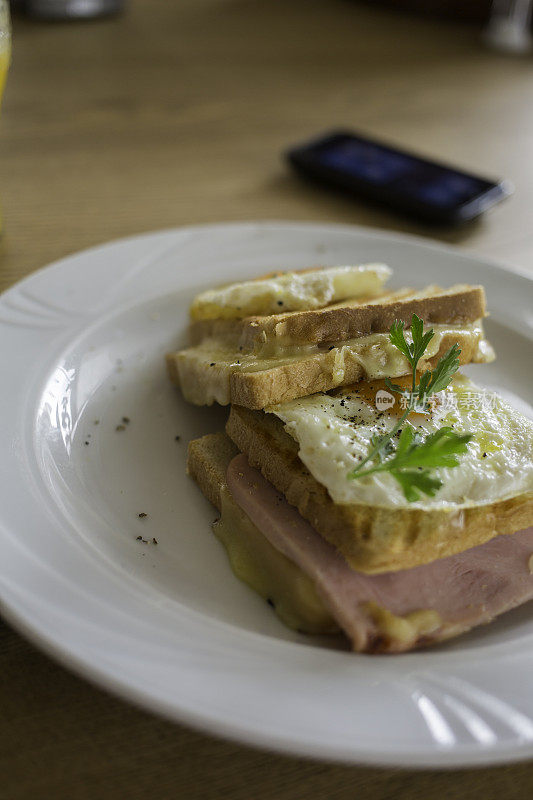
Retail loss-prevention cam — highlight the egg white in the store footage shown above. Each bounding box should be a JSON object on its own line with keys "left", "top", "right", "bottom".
{"left": 190, "top": 264, "right": 391, "bottom": 320}
{"left": 269, "top": 375, "right": 533, "bottom": 510}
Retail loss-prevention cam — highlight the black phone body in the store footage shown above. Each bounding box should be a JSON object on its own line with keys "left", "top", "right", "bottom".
{"left": 286, "top": 130, "right": 511, "bottom": 225}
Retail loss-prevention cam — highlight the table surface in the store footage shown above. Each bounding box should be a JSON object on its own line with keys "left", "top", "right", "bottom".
{"left": 2, "top": 1, "right": 533, "bottom": 797}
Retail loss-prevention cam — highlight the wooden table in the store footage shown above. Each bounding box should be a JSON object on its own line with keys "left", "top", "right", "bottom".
{"left": 1, "top": 1, "right": 533, "bottom": 797}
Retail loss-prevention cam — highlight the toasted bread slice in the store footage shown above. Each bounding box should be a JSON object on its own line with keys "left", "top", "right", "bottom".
{"left": 191, "top": 284, "right": 487, "bottom": 351}
{"left": 187, "top": 431, "right": 238, "bottom": 511}
{"left": 226, "top": 406, "right": 533, "bottom": 574}
{"left": 168, "top": 322, "right": 493, "bottom": 409}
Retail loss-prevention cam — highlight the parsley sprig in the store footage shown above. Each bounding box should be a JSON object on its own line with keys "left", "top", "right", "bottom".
{"left": 347, "top": 314, "right": 472, "bottom": 501}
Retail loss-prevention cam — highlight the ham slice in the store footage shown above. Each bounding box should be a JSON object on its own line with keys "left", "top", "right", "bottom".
{"left": 227, "top": 454, "right": 533, "bottom": 653}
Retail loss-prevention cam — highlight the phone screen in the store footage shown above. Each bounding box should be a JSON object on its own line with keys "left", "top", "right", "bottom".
{"left": 310, "top": 134, "right": 495, "bottom": 210}
{"left": 287, "top": 131, "right": 509, "bottom": 222}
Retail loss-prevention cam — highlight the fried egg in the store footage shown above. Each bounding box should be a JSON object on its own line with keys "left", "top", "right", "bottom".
{"left": 190, "top": 264, "right": 391, "bottom": 320}
{"left": 269, "top": 375, "right": 533, "bottom": 510}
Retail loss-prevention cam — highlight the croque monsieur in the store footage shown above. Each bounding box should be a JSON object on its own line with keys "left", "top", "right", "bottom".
{"left": 172, "top": 265, "right": 533, "bottom": 653}
{"left": 167, "top": 265, "right": 494, "bottom": 408}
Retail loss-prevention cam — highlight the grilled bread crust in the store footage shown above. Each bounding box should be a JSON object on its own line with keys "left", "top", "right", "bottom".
{"left": 190, "top": 284, "right": 486, "bottom": 349}
{"left": 186, "top": 431, "right": 238, "bottom": 511}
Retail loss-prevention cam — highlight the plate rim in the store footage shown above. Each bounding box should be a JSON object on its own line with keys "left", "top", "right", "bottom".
{"left": 3, "top": 219, "right": 533, "bottom": 295}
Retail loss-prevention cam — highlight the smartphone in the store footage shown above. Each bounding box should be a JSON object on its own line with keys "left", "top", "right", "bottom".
{"left": 286, "top": 130, "right": 511, "bottom": 225}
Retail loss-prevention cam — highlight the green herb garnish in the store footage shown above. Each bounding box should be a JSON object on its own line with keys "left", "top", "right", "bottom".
{"left": 348, "top": 314, "right": 472, "bottom": 501}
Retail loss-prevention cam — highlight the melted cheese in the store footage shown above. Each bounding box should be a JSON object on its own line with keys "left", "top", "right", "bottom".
{"left": 190, "top": 264, "right": 391, "bottom": 320}
{"left": 269, "top": 375, "right": 533, "bottom": 510}
{"left": 177, "top": 321, "right": 491, "bottom": 406}
{"left": 362, "top": 602, "right": 442, "bottom": 646}
{"left": 214, "top": 485, "right": 338, "bottom": 634}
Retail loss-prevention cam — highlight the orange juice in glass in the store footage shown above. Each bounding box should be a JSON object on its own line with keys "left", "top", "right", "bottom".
{"left": 0, "top": 1, "right": 11, "bottom": 233}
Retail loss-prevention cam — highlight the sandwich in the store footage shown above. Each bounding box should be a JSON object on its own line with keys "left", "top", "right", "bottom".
{"left": 167, "top": 265, "right": 494, "bottom": 408}
{"left": 172, "top": 265, "right": 533, "bottom": 653}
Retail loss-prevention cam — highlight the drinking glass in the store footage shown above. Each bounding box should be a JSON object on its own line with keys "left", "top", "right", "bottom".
{"left": 0, "top": 1, "right": 11, "bottom": 234}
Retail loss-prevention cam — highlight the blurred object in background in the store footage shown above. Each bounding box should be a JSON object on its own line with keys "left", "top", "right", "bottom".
{"left": 362, "top": 0, "right": 532, "bottom": 53}
{"left": 484, "top": 0, "right": 532, "bottom": 53}
{"left": 0, "top": 1, "right": 9, "bottom": 102}
{"left": 360, "top": 0, "right": 493, "bottom": 22}
{"left": 0, "top": 0, "right": 11, "bottom": 236}
{"left": 22, "top": 0, "right": 124, "bottom": 18}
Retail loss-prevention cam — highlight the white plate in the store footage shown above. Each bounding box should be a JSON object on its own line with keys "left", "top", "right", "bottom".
{"left": 1, "top": 222, "right": 533, "bottom": 769}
